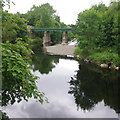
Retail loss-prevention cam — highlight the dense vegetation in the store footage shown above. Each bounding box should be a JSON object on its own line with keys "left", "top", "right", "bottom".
{"left": 20, "top": 3, "right": 71, "bottom": 44}
{"left": 2, "top": 39, "right": 49, "bottom": 106}
{"left": 2, "top": 11, "right": 28, "bottom": 43}
{"left": 1, "top": 0, "right": 120, "bottom": 118}
{"left": 74, "top": 1, "right": 120, "bottom": 68}
{"left": 1, "top": 0, "right": 48, "bottom": 108}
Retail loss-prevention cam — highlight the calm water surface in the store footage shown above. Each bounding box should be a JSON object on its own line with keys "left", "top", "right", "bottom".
{"left": 2, "top": 53, "right": 120, "bottom": 118}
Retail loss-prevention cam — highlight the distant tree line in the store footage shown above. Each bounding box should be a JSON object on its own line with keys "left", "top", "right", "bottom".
{"left": 19, "top": 3, "right": 71, "bottom": 44}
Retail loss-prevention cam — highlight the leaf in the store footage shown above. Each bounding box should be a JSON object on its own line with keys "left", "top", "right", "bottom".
{"left": 12, "top": 72, "right": 17, "bottom": 76}
{"left": 2, "top": 69, "right": 5, "bottom": 72}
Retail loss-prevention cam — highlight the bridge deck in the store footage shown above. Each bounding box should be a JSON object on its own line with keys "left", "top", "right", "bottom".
{"left": 31, "top": 28, "right": 72, "bottom": 31}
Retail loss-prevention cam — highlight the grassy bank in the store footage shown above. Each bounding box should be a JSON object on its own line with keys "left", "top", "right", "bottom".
{"left": 74, "top": 47, "right": 120, "bottom": 69}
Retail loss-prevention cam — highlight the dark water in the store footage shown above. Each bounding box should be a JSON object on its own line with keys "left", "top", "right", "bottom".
{"left": 2, "top": 51, "right": 120, "bottom": 118}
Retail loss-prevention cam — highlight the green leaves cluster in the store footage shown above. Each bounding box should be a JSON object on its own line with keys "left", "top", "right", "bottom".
{"left": 2, "top": 39, "right": 47, "bottom": 106}
{"left": 21, "top": 3, "right": 61, "bottom": 28}
{"left": 2, "top": 11, "right": 28, "bottom": 43}
{"left": 1, "top": 1, "right": 49, "bottom": 107}
{"left": 75, "top": 1, "right": 120, "bottom": 66}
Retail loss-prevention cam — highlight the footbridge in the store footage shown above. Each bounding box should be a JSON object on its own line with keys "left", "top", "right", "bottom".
{"left": 31, "top": 28, "right": 72, "bottom": 31}
{"left": 28, "top": 26, "right": 72, "bottom": 45}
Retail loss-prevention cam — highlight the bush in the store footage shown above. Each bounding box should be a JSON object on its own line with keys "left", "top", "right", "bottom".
{"left": 2, "top": 38, "right": 48, "bottom": 106}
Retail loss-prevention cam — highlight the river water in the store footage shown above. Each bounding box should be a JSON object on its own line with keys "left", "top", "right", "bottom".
{"left": 2, "top": 49, "right": 120, "bottom": 119}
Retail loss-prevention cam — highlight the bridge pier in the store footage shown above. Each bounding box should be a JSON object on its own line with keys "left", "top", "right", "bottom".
{"left": 29, "top": 27, "right": 72, "bottom": 46}
{"left": 43, "top": 31, "right": 51, "bottom": 46}
{"left": 62, "top": 31, "right": 68, "bottom": 44}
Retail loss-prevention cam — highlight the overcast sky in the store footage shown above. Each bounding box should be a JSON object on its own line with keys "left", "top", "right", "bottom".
{"left": 6, "top": 0, "right": 111, "bottom": 25}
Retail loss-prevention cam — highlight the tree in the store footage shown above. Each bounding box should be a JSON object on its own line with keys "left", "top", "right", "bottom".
{"left": 1, "top": 1, "right": 48, "bottom": 107}
{"left": 74, "top": 1, "right": 120, "bottom": 66}
{"left": 22, "top": 3, "right": 56, "bottom": 27}
{"left": 20, "top": 3, "right": 67, "bottom": 44}
{"left": 2, "top": 11, "right": 28, "bottom": 43}
{"left": 35, "top": 7, "right": 51, "bottom": 28}
{"left": 2, "top": 11, "right": 17, "bottom": 43}
{"left": 2, "top": 39, "right": 48, "bottom": 106}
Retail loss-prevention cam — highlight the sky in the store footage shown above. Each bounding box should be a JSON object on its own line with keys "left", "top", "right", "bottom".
{"left": 6, "top": 0, "right": 111, "bottom": 25}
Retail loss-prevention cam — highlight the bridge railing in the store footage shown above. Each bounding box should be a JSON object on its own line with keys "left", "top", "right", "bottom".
{"left": 31, "top": 28, "right": 73, "bottom": 31}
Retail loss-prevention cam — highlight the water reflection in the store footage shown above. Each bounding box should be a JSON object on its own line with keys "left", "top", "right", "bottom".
{"left": 2, "top": 53, "right": 119, "bottom": 118}
{"left": 30, "top": 46, "right": 74, "bottom": 74}
{"left": 68, "top": 62, "right": 120, "bottom": 115}
{"left": 31, "top": 54, "right": 59, "bottom": 74}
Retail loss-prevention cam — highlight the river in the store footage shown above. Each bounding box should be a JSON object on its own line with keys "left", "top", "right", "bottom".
{"left": 2, "top": 48, "right": 120, "bottom": 119}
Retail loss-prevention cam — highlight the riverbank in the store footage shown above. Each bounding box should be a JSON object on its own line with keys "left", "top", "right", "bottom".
{"left": 74, "top": 47, "right": 120, "bottom": 71}
{"left": 28, "top": 37, "right": 120, "bottom": 71}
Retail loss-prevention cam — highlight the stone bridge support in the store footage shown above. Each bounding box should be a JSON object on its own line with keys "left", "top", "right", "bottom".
{"left": 43, "top": 31, "right": 68, "bottom": 46}
{"left": 62, "top": 31, "right": 68, "bottom": 44}
{"left": 28, "top": 26, "right": 71, "bottom": 46}
{"left": 43, "top": 31, "right": 51, "bottom": 46}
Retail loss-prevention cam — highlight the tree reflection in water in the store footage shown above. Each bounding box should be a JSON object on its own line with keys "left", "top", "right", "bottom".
{"left": 30, "top": 54, "right": 59, "bottom": 74}
{"left": 30, "top": 46, "right": 60, "bottom": 74}
{"left": 68, "top": 62, "right": 120, "bottom": 115}
{"left": 30, "top": 47, "right": 74, "bottom": 75}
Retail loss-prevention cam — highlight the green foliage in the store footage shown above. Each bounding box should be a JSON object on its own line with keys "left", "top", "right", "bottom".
{"left": 21, "top": 3, "right": 56, "bottom": 27}
{"left": 29, "top": 37, "right": 43, "bottom": 50}
{"left": 2, "top": 39, "right": 47, "bottom": 106}
{"left": 35, "top": 7, "right": 51, "bottom": 28}
{"left": 2, "top": 11, "right": 29, "bottom": 43}
{"left": 19, "top": 3, "right": 68, "bottom": 44}
{"left": 1, "top": 0, "right": 48, "bottom": 108}
{"left": 2, "top": 11, "right": 17, "bottom": 43}
{"left": 60, "top": 22, "right": 67, "bottom": 28}
{"left": 88, "top": 48, "right": 120, "bottom": 65}
{"left": 68, "top": 31, "right": 75, "bottom": 40}
{"left": 76, "top": 3, "right": 107, "bottom": 48}
{"left": 75, "top": 1, "right": 120, "bottom": 66}
{"left": 12, "top": 14, "right": 29, "bottom": 41}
